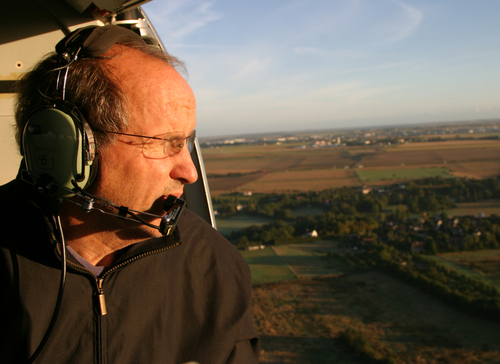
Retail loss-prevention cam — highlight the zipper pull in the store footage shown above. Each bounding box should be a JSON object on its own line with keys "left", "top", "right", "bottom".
{"left": 97, "top": 278, "right": 107, "bottom": 316}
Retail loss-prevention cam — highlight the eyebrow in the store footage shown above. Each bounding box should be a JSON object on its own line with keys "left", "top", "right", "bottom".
{"left": 106, "top": 131, "right": 163, "bottom": 140}
{"left": 105, "top": 131, "right": 187, "bottom": 141}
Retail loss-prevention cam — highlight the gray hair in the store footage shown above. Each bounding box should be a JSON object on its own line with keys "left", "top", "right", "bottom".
{"left": 15, "top": 39, "right": 184, "bottom": 154}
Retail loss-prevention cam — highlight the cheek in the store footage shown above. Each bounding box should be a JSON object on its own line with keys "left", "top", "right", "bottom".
{"left": 94, "top": 142, "right": 175, "bottom": 195}
{"left": 142, "top": 160, "right": 174, "bottom": 185}
{"left": 95, "top": 147, "right": 144, "bottom": 192}
{"left": 102, "top": 154, "right": 173, "bottom": 192}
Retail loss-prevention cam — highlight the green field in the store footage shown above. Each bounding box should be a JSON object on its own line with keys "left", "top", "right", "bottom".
{"left": 216, "top": 206, "right": 326, "bottom": 237}
{"left": 241, "top": 241, "right": 500, "bottom": 289}
{"left": 215, "top": 213, "right": 273, "bottom": 237}
{"left": 356, "top": 167, "right": 453, "bottom": 182}
{"left": 241, "top": 242, "right": 344, "bottom": 284}
{"left": 428, "top": 250, "right": 500, "bottom": 290}
{"left": 272, "top": 243, "right": 341, "bottom": 278}
{"left": 291, "top": 205, "right": 326, "bottom": 217}
{"left": 240, "top": 247, "right": 296, "bottom": 285}
{"left": 444, "top": 199, "right": 500, "bottom": 218}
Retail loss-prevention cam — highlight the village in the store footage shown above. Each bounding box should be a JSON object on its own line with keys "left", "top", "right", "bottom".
{"left": 213, "top": 176, "right": 500, "bottom": 255}
{"left": 200, "top": 119, "right": 499, "bottom": 149}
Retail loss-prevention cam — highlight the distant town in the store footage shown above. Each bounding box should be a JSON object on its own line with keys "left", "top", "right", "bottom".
{"left": 200, "top": 119, "right": 500, "bottom": 149}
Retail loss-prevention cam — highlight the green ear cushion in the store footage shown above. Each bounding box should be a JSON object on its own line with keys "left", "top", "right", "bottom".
{"left": 22, "top": 107, "right": 94, "bottom": 197}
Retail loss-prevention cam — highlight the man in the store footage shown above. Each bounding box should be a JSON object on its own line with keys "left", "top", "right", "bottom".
{"left": 0, "top": 25, "right": 259, "bottom": 363}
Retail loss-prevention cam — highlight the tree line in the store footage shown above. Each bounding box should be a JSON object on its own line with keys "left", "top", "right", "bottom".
{"left": 211, "top": 176, "right": 500, "bottom": 250}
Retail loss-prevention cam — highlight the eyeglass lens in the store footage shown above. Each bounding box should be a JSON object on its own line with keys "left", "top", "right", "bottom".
{"left": 142, "top": 131, "right": 195, "bottom": 158}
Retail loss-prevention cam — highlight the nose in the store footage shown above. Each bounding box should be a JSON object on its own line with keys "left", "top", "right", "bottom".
{"left": 170, "top": 145, "right": 198, "bottom": 184}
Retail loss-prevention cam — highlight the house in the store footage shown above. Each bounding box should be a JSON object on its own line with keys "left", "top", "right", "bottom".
{"left": 361, "top": 237, "right": 376, "bottom": 246}
{"left": 245, "top": 245, "right": 266, "bottom": 251}
{"left": 411, "top": 241, "right": 425, "bottom": 252}
{"left": 303, "top": 230, "right": 319, "bottom": 238}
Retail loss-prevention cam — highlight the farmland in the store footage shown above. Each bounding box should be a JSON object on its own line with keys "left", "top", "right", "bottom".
{"left": 203, "top": 138, "right": 500, "bottom": 195}
{"left": 432, "top": 250, "right": 500, "bottom": 290}
{"left": 207, "top": 127, "right": 500, "bottom": 362}
{"left": 243, "top": 243, "right": 500, "bottom": 363}
{"left": 242, "top": 247, "right": 296, "bottom": 285}
{"left": 356, "top": 167, "right": 453, "bottom": 182}
{"left": 215, "top": 213, "right": 273, "bottom": 237}
{"left": 444, "top": 200, "right": 500, "bottom": 218}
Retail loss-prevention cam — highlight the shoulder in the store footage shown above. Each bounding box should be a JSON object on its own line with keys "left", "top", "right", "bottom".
{"left": 0, "top": 179, "right": 35, "bottom": 231}
{"left": 0, "top": 179, "right": 22, "bottom": 203}
{"left": 176, "top": 208, "right": 252, "bottom": 283}
{"left": 177, "top": 207, "right": 240, "bottom": 255}
{"left": 177, "top": 207, "right": 228, "bottom": 248}
{"left": 0, "top": 179, "right": 56, "bottom": 262}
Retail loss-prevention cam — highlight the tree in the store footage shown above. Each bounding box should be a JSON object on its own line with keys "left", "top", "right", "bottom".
{"left": 426, "top": 237, "right": 438, "bottom": 255}
{"left": 441, "top": 211, "right": 449, "bottom": 223}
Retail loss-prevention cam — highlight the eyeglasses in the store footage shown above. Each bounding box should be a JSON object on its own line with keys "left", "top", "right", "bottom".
{"left": 106, "top": 130, "right": 196, "bottom": 158}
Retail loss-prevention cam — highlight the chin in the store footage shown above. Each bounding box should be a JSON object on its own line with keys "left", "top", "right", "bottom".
{"left": 134, "top": 222, "right": 163, "bottom": 238}
{"left": 144, "top": 199, "right": 168, "bottom": 216}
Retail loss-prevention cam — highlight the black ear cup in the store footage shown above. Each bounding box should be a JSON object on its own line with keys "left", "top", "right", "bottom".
{"left": 22, "top": 106, "right": 95, "bottom": 196}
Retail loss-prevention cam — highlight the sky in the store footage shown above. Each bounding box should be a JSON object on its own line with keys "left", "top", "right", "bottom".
{"left": 142, "top": 0, "right": 500, "bottom": 138}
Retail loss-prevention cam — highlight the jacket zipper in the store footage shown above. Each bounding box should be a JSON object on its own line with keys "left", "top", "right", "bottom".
{"left": 97, "top": 278, "right": 107, "bottom": 315}
{"left": 61, "top": 241, "right": 180, "bottom": 315}
{"left": 42, "top": 202, "right": 180, "bottom": 363}
{"left": 59, "top": 242, "right": 180, "bottom": 364}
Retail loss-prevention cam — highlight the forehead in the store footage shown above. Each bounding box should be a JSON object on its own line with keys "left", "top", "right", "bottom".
{"left": 104, "top": 46, "right": 196, "bottom": 133}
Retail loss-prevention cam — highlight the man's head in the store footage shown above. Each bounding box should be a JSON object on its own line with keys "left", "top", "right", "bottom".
{"left": 16, "top": 25, "right": 198, "bottom": 218}
{"left": 89, "top": 45, "right": 198, "bottom": 217}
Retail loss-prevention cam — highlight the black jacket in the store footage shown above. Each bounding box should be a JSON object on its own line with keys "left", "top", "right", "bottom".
{"left": 0, "top": 178, "right": 259, "bottom": 363}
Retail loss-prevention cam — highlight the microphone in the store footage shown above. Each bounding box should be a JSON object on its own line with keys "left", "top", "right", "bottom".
{"left": 160, "top": 195, "right": 185, "bottom": 235}
{"left": 22, "top": 170, "right": 185, "bottom": 236}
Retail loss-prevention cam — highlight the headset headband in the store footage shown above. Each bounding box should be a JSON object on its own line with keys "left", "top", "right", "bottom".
{"left": 55, "top": 25, "right": 147, "bottom": 61}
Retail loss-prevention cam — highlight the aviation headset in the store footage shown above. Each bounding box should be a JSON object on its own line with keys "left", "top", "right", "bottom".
{"left": 21, "top": 25, "right": 147, "bottom": 197}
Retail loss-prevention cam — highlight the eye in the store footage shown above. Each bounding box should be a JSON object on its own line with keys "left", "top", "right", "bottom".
{"left": 172, "top": 139, "right": 185, "bottom": 151}
{"left": 142, "top": 139, "right": 155, "bottom": 150}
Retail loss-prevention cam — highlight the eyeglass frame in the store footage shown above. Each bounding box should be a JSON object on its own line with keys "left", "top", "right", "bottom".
{"left": 105, "top": 129, "right": 196, "bottom": 157}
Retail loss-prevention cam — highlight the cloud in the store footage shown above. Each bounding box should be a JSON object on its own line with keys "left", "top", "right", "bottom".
{"left": 291, "top": 47, "right": 330, "bottom": 56}
{"left": 341, "top": 62, "right": 405, "bottom": 75}
{"left": 397, "top": 1, "right": 424, "bottom": 38}
{"left": 287, "top": 81, "right": 409, "bottom": 106}
{"left": 291, "top": 47, "right": 368, "bottom": 58}
{"left": 386, "top": 0, "right": 424, "bottom": 43}
{"left": 233, "top": 58, "right": 274, "bottom": 79}
{"left": 144, "top": 1, "right": 223, "bottom": 43}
